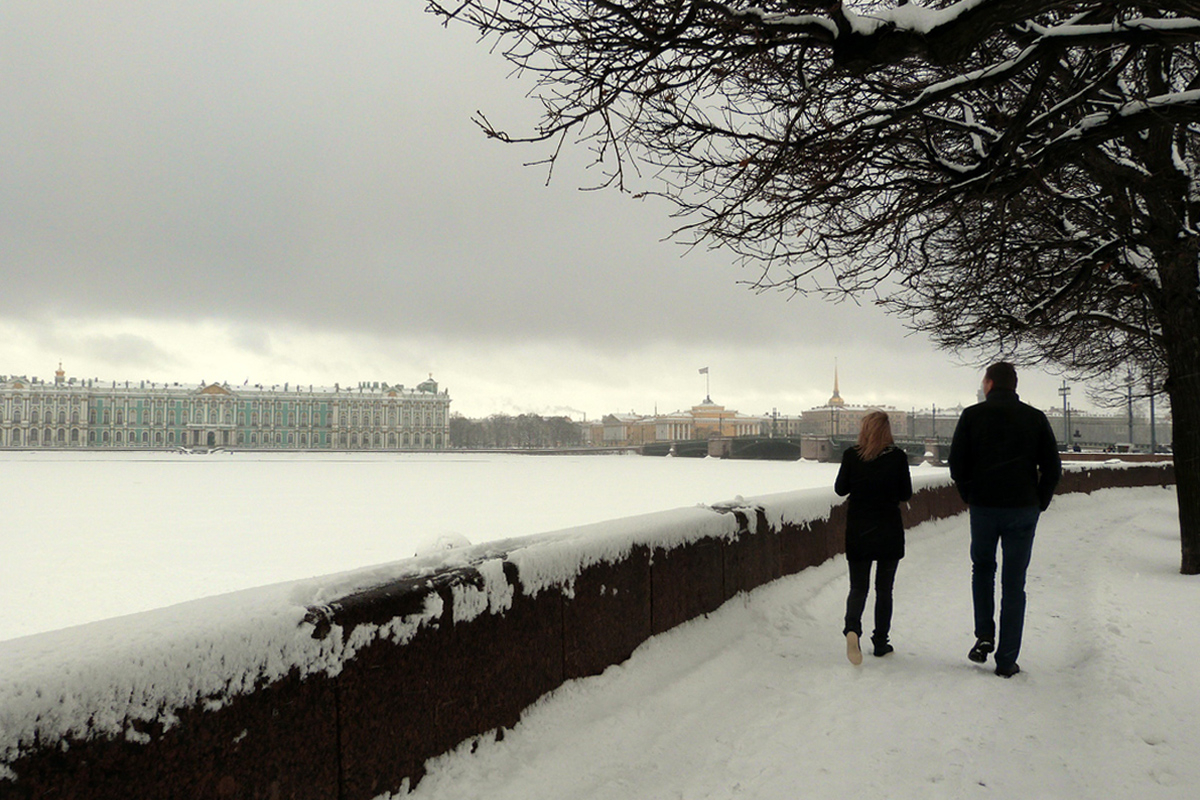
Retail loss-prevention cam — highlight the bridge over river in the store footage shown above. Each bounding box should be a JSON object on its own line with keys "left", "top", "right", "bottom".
{"left": 641, "top": 435, "right": 943, "bottom": 463}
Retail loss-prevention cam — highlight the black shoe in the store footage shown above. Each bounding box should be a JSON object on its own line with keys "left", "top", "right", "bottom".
{"left": 968, "top": 638, "right": 994, "bottom": 663}
{"left": 995, "top": 663, "right": 1020, "bottom": 678}
{"left": 873, "top": 642, "right": 894, "bottom": 657}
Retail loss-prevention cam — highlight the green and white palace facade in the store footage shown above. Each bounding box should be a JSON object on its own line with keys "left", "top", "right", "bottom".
{"left": 0, "top": 366, "right": 451, "bottom": 451}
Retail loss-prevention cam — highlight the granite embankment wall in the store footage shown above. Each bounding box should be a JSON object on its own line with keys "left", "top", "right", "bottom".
{"left": 0, "top": 463, "right": 1175, "bottom": 800}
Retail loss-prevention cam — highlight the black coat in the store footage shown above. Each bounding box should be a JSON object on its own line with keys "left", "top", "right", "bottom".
{"left": 834, "top": 445, "right": 913, "bottom": 562}
{"left": 948, "top": 389, "right": 1062, "bottom": 510}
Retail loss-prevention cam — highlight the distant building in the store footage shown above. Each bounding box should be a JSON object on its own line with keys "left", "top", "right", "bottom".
{"left": 903, "top": 405, "right": 966, "bottom": 440}
{"left": 597, "top": 397, "right": 764, "bottom": 447}
{"left": 800, "top": 367, "right": 907, "bottom": 437}
{"left": 906, "top": 403, "right": 1172, "bottom": 450}
{"left": 0, "top": 365, "right": 451, "bottom": 450}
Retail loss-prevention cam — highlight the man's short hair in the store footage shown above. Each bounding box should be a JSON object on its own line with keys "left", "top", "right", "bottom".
{"left": 985, "top": 362, "right": 1018, "bottom": 391}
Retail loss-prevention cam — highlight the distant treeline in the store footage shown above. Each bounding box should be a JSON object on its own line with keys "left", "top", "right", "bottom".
{"left": 449, "top": 413, "right": 584, "bottom": 449}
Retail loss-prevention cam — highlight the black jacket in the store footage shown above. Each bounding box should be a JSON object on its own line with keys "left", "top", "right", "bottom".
{"left": 948, "top": 389, "right": 1062, "bottom": 510}
{"left": 834, "top": 445, "right": 913, "bottom": 562}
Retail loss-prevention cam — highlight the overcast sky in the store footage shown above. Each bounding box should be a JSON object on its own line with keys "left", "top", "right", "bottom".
{"left": 1, "top": 1, "right": 1105, "bottom": 420}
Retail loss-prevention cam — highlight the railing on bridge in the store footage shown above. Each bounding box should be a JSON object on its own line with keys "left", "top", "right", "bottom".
{"left": 640, "top": 435, "right": 949, "bottom": 464}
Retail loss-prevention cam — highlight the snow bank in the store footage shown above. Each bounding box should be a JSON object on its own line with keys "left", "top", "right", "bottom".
{"left": 0, "top": 501, "right": 745, "bottom": 769}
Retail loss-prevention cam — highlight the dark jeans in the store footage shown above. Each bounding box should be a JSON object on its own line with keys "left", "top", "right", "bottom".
{"left": 970, "top": 505, "right": 1040, "bottom": 668}
{"left": 844, "top": 558, "right": 899, "bottom": 642}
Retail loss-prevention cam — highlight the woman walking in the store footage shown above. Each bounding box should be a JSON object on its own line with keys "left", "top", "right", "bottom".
{"left": 834, "top": 411, "right": 913, "bottom": 664}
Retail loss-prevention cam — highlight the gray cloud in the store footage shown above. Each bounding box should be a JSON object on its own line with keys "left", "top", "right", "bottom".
{"left": 0, "top": 2, "right": 1095, "bottom": 418}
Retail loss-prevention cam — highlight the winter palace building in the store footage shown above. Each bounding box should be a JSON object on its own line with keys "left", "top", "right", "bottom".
{"left": 0, "top": 365, "right": 451, "bottom": 450}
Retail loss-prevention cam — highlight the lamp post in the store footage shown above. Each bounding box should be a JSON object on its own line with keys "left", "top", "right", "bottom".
{"left": 1148, "top": 376, "right": 1158, "bottom": 454}
{"left": 1058, "top": 380, "right": 1071, "bottom": 447}
{"left": 1126, "top": 372, "right": 1135, "bottom": 446}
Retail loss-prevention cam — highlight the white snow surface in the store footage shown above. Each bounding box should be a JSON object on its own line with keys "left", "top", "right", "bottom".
{"left": 401, "top": 486, "right": 1198, "bottom": 800}
{"left": 1, "top": 450, "right": 851, "bottom": 764}
{"left": 0, "top": 450, "right": 841, "bottom": 641}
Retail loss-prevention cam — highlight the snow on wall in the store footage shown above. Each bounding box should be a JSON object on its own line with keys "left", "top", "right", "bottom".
{"left": 0, "top": 487, "right": 807, "bottom": 768}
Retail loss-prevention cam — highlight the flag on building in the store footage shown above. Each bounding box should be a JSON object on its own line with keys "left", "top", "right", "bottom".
{"left": 699, "top": 367, "right": 709, "bottom": 374}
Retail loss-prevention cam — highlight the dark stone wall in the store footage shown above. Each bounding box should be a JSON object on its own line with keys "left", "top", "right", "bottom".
{"left": 0, "top": 464, "right": 1175, "bottom": 800}
{"left": 3, "top": 670, "right": 339, "bottom": 800}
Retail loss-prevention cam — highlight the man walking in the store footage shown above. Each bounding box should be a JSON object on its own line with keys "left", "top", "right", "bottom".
{"left": 949, "top": 362, "right": 1062, "bottom": 678}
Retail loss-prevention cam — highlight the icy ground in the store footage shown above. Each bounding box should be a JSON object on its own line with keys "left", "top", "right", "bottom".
{"left": 402, "top": 486, "right": 1197, "bottom": 800}
{"left": 0, "top": 451, "right": 838, "bottom": 641}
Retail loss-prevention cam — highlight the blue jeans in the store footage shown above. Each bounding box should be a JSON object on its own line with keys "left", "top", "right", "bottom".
{"left": 970, "top": 505, "right": 1040, "bottom": 668}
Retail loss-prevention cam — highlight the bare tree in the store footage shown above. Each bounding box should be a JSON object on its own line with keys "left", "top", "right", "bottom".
{"left": 428, "top": 0, "right": 1200, "bottom": 573}
{"left": 450, "top": 412, "right": 584, "bottom": 448}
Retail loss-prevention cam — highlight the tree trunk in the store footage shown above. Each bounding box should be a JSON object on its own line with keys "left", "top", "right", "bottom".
{"left": 1161, "top": 252, "right": 1200, "bottom": 575}
{"left": 1167, "top": 375, "right": 1200, "bottom": 575}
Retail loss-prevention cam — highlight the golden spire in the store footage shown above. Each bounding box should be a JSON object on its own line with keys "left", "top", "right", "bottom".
{"left": 828, "top": 360, "right": 845, "bottom": 407}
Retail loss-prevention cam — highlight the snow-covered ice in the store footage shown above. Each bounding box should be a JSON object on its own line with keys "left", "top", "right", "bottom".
{"left": 400, "top": 486, "right": 1197, "bottom": 800}
{"left": 0, "top": 450, "right": 839, "bottom": 642}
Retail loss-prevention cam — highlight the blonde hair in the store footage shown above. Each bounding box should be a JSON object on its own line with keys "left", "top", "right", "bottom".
{"left": 856, "top": 410, "right": 895, "bottom": 461}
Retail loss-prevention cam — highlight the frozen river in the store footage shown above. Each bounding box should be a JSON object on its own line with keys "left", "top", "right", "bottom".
{"left": 0, "top": 450, "right": 849, "bottom": 642}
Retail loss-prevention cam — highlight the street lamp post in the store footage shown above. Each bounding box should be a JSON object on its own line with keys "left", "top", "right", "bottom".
{"left": 1126, "top": 372, "right": 1135, "bottom": 446}
{"left": 1149, "top": 377, "right": 1157, "bottom": 454}
{"left": 1058, "top": 380, "right": 1071, "bottom": 447}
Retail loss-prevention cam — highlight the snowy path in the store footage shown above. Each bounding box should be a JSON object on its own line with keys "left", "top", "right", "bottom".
{"left": 405, "top": 487, "right": 1197, "bottom": 800}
